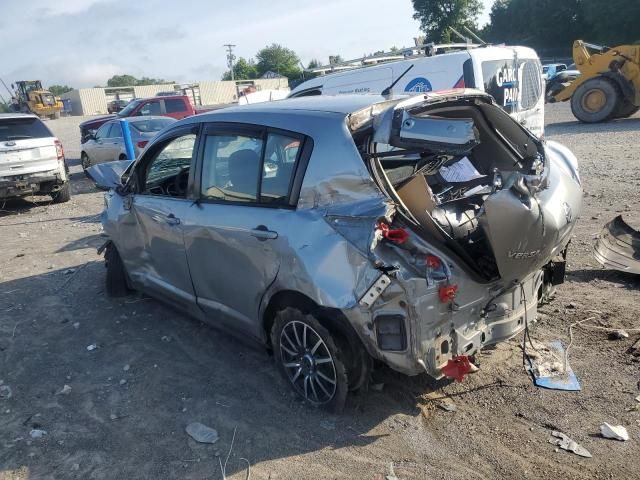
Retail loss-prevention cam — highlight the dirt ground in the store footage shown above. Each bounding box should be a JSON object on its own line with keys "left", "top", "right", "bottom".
{"left": 1, "top": 104, "right": 639, "bottom": 480}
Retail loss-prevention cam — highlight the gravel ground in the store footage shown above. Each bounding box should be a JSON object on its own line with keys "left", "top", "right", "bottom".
{"left": 1, "top": 104, "right": 639, "bottom": 480}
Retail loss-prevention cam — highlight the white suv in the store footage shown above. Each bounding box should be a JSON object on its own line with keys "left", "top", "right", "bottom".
{"left": 0, "top": 114, "right": 71, "bottom": 203}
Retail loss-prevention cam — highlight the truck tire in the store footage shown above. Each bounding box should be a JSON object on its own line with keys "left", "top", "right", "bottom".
{"left": 615, "top": 101, "right": 640, "bottom": 119}
{"left": 571, "top": 77, "right": 620, "bottom": 123}
{"left": 105, "top": 243, "right": 131, "bottom": 297}
{"left": 51, "top": 182, "right": 71, "bottom": 203}
{"left": 271, "top": 307, "right": 349, "bottom": 413}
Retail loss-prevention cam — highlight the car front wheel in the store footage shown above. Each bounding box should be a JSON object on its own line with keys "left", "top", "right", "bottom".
{"left": 105, "top": 243, "right": 131, "bottom": 297}
{"left": 81, "top": 152, "right": 91, "bottom": 172}
{"left": 271, "top": 308, "right": 348, "bottom": 413}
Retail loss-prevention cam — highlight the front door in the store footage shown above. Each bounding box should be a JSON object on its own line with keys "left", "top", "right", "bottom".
{"left": 183, "top": 125, "right": 305, "bottom": 336}
{"left": 121, "top": 130, "right": 199, "bottom": 311}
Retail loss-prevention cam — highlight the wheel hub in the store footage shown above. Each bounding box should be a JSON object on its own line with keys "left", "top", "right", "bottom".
{"left": 300, "top": 353, "right": 315, "bottom": 376}
{"left": 583, "top": 88, "right": 606, "bottom": 113}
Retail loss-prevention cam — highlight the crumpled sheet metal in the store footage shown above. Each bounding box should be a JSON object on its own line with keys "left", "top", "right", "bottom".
{"left": 526, "top": 340, "right": 581, "bottom": 391}
{"left": 550, "top": 431, "right": 592, "bottom": 458}
{"left": 593, "top": 215, "right": 640, "bottom": 274}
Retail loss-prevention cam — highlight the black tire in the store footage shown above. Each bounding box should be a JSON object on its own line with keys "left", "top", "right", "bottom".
{"left": 615, "top": 101, "right": 640, "bottom": 119}
{"left": 570, "top": 77, "right": 620, "bottom": 123}
{"left": 105, "top": 243, "right": 131, "bottom": 297}
{"left": 81, "top": 152, "right": 91, "bottom": 172}
{"left": 51, "top": 182, "right": 71, "bottom": 203}
{"left": 271, "top": 308, "right": 348, "bottom": 413}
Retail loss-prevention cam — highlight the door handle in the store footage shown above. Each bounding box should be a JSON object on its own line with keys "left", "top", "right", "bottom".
{"left": 150, "top": 213, "right": 181, "bottom": 226}
{"left": 251, "top": 224, "right": 278, "bottom": 240}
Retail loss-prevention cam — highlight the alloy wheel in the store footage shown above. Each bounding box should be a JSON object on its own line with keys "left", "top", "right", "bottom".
{"left": 279, "top": 320, "right": 337, "bottom": 404}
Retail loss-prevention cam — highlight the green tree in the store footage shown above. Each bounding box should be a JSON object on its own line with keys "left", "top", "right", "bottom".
{"left": 255, "top": 44, "right": 302, "bottom": 79}
{"left": 106, "top": 74, "right": 138, "bottom": 87}
{"left": 307, "top": 59, "right": 321, "bottom": 70}
{"left": 328, "top": 55, "right": 344, "bottom": 65}
{"left": 412, "top": 0, "right": 483, "bottom": 42}
{"left": 583, "top": 0, "right": 640, "bottom": 45}
{"left": 222, "top": 57, "right": 259, "bottom": 80}
{"left": 48, "top": 85, "right": 73, "bottom": 95}
{"left": 136, "top": 76, "right": 172, "bottom": 86}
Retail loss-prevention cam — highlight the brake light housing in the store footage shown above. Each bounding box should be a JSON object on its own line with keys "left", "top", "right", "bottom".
{"left": 137, "top": 140, "right": 148, "bottom": 149}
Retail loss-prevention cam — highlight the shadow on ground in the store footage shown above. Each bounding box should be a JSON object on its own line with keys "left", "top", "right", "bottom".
{"left": 0, "top": 265, "right": 454, "bottom": 479}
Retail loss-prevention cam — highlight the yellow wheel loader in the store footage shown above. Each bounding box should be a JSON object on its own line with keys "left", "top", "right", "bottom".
{"left": 552, "top": 40, "right": 640, "bottom": 123}
{"left": 13, "top": 80, "right": 63, "bottom": 119}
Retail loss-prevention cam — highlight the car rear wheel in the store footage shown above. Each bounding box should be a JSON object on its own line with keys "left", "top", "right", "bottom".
{"left": 51, "top": 182, "right": 71, "bottom": 203}
{"left": 81, "top": 152, "right": 91, "bottom": 172}
{"left": 571, "top": 77, "right": 620, "bottom": 123}
{"left": 271, "top": 308, "right": 348, "bottom": 413}
{"left": 105, "top": 243, "right": 131, "bottom": 297}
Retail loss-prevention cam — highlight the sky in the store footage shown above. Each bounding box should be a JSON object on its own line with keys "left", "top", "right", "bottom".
{"left": 0, "top": 0, "right": 494, "bottom": 89}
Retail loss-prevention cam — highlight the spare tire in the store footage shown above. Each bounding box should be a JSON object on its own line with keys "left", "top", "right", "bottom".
{"left": 571, "top": 77, "right": 620, "bottom": 123}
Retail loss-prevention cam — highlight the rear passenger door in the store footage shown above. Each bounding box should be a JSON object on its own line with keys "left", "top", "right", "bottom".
{"left": 103, "top": 122, "right": 124, "bottom": 161}
{"left": 183, "top": 124, "right": 309, "bottom": 337}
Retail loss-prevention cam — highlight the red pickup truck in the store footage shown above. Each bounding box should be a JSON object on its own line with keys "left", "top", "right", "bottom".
{"left": 80, "top": 95, "right": 209, "bottom": 143}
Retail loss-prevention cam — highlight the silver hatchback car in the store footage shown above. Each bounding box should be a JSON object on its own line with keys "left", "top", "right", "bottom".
{"left": 89, "top": 92, "right": 582, "bottom": 411}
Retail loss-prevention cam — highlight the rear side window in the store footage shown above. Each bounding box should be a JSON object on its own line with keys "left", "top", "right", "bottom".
{"left": 108, "top": 123, "right": 123, "bottom": 138}
{"left": 130, "top": 118, "right": 174, "bottom": 133}
{"left": 0, "top": 117, "right": 52, "bottom": 141}
{"left": 165, "top": 99, "right": 188, "bottom": 113}
{"left": 200, "top": 130, "right": 303, "bottom": 205}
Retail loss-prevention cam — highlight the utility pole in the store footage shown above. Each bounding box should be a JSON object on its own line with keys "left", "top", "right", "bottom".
{"left": 224, "top": 44, "right": 237, "bottom": 81}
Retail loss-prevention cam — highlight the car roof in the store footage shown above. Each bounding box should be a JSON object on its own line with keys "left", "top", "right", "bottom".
{"left": 105, "top": 115, "right": 175, "bottom": 124}
{"left": 196, "top": 94, "right": 391, "bottom": 119}
{"left": 0, "top": 113, "right": 40, "bottom": 120}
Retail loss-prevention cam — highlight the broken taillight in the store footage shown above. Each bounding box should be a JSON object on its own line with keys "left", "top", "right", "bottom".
{"left": 137, "top": 140, "right": 149, "bottom": 149}
{"left": 441, "top": 355, "right": 477, "bottom": 382}
{"left": 377, "top": 222, "right": 409, "bottom": 244}
{"left": 425, "top": 255, "right": 442, "bottom": 269}
{"left": 54, "top": 139, "right": 64, "bottom": 160}
{"left": 438, "top": 284, "right": 458, "bottom": 303}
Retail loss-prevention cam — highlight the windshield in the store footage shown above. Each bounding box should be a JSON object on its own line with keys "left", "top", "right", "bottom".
{"left": 0, "top": 117, "right": 53, "bottom": 141}
{"left": 117, "top": 100, "right": 141, "bottom": 117}
{"left": 130, "top": 118, "right": 174, "bottom": 133}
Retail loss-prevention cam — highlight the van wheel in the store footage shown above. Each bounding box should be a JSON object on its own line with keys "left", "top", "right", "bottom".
{"left": 105, "top": 243, "right": 131, "bottom": 297}
{"left": 271, "top": 308, "right": 348, "bottom": 413}
{"left": 51, "top": 183, "right": 71, "bottom": 203}
{"left": 571, "top": 77, "right": 620, "bottom": 123}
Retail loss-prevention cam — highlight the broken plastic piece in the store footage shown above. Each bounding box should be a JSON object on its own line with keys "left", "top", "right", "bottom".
{"left": 425, "top": 255, "right": 442, "bottom": 269}
{"left": 438, "top": 284, "right": 458, "bottom": 303}
{"left": 377, "top": 222, "right": 409, "bottom": 244}
{"left": 440, "top": 355, "right": 476, "bottom": 382}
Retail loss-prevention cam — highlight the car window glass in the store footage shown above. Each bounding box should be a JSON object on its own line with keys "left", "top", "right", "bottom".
{"left": 165, "top": 99, "right": 188, "bottom": 113}
{"left": 139, "top": 101, "right": 161, "bottom": 116}
{"left": 201, "top": 134, "right": 263, "bottom": 203}
{"left": 130, "top": 118, "right": 174, "bottom": 133}
{"left": 0, "top": 117, "right": 52, "bottom": 141}
{"left": 142, "top": 134, "right": 196, "bottom": 197}
{"left": 95, "top": 123, "right": 110, "bottom": 139}
{"left": 261, "top": 133, "right": 300, "bottom": 204}
{"left": 108, "top": 123, "right": 123, "bottom": 138}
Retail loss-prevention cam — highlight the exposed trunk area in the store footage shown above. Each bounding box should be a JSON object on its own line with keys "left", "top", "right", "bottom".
{"left": 357, "top": 97, "right": 551, "bottom": 282}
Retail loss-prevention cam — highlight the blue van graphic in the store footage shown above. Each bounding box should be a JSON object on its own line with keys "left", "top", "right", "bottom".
{"left": 404, "top": 77, "right": 433, "bottom": 93}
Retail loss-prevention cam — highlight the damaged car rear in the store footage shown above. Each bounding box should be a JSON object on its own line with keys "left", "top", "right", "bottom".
{"left": 91, "top": 91, "right": 581, "bottom": 412}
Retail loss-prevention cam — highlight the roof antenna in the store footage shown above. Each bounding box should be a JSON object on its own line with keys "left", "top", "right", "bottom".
{"left": 381, "top": 64, "right": 414, "bottom": 97}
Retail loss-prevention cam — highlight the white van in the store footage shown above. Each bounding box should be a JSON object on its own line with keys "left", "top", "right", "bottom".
{"left": 289, "top": 45, "right": 545, "bottom": 137}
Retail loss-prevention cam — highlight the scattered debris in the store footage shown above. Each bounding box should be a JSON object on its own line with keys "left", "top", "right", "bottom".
{"left": 0, "top": 384, "right": 12, "bottom": 400}
{"left": 526, "top": 341, "right": 581, "bottom": 391}
{"left": 635, "top": 394, "right": 640, "bottom": 403}
{"left": 608, "top": 329, "right": 629, "bottom": 340}
{"left": 109, "top": 413, "right": 118, "bottom": 420}
{"left": 566, "top": 302, "right": 577, "bottom": 309}
{"left": 73, "top": 322, "right": 80, "bottom": 329}
{"left": 63, "top": 268, "right": 76, "bottom": 275}
{"left": 436, "top": 397, "right": 457, "bottom": 412}
{"left": 30, "top": 429, "right": 47, "bottom": 439}
{"left": 186, "top": 422, "right": 219, "bottom": 444}
{"left": 628, "top": 337, "right": 640, "bottom": 357}
{"left": 123, "top": 364, "right": 130, "bottom": 372}
{"left": 119, "top": 379, "right": 127, "bottom": 386}
{"left": 550, "top": 431, "right": 592, "bottom": 458}
{"left": 161, "top": 335, "right": 171, "bottom": 342}
{"left": 70, "top": 463, "right": 80, "bottom": 471}
{"left": 600, "top": 423, "right": 629, "bottom": 441}
{"left": 56, "top": 384, "right": 72, "bottom": 395}
{"left": 86, "top": 344, "right": 97, "bottom": 351}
